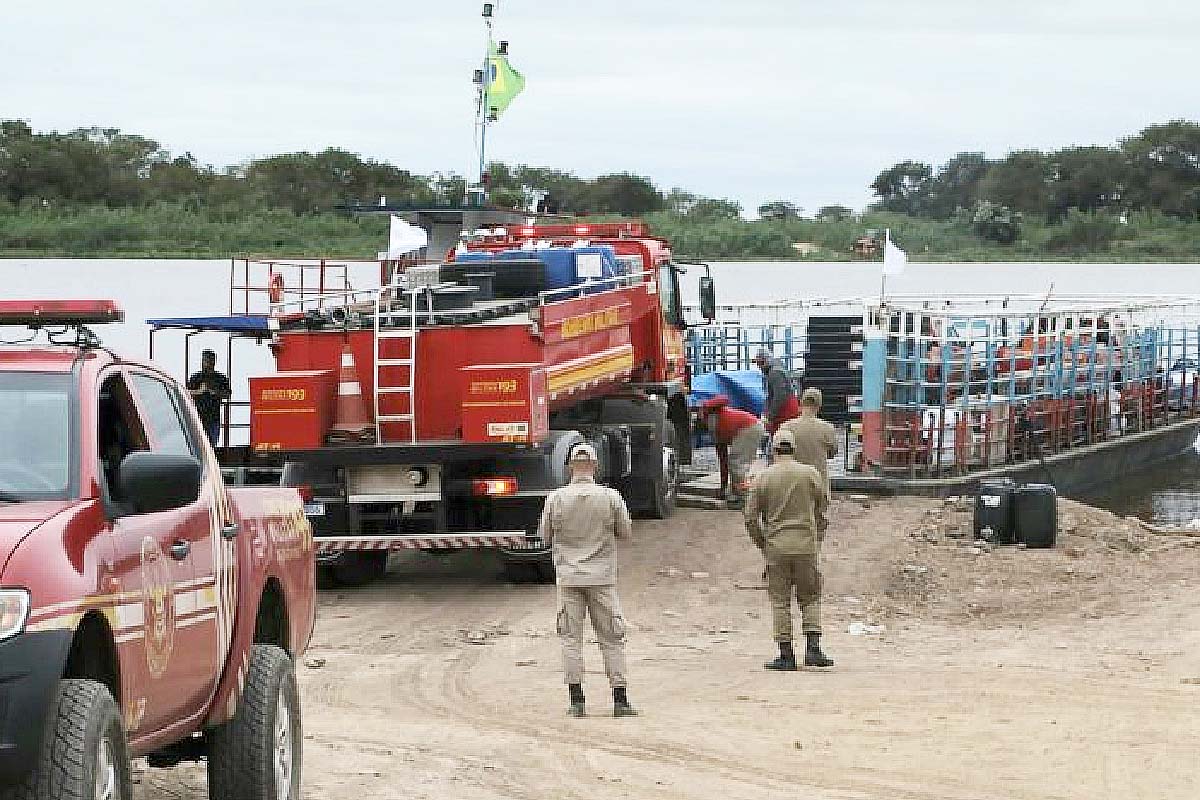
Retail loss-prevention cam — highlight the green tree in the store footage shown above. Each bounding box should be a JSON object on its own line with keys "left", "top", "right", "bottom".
{"left": 870, "top": 160, "right": 932, "bottom": 215}
{"left": 246, "top": 148, "right": 431, "bottom": 214}
{"left": 581, "top": 173, "right": 664, "bottom": 215}
{"left": 1048, "top": 146, "right": 1129, "bottom": 220}
{"left": 511, "top": 165, "right": 590, "bottom": 213}
{"left": 1122, "top": 121, "right": 1200, "bottom": 219}
{"left": 686, "top": 197, "right": 742, "bottom": 220}
{"left": 924, "top": 152, "right": 991, "bottom": 218}
{"left": 816, "top": 205, "right": 853, "bottom": 221}
{"left": 757, "top": 201, "right": 801, "bottom": 220}
{"left": 977, "top": 150, "right": 1052, "bottom": 215}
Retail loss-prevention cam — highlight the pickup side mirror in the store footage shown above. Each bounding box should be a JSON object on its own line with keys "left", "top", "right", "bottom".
{"left": 118, "top": 452, "right": 202, "bottom": 514}
{"left": 699, "top": 273, "right": 717, "bottom": 323}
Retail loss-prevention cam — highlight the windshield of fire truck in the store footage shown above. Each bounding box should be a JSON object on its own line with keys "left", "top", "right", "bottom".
{"left": 0, "top": 373, "right": 72, "bottom": 500}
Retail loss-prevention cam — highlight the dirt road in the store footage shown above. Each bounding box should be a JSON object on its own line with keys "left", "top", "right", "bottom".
{"left": 140, "top": 498, "right": 1200, "bottom": 799}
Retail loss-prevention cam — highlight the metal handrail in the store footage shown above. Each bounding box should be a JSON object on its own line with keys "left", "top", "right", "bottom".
{"left": 536, "top": 270, "right": 654, "bottom": 306}
{"left": 268, "top": 288, "right": 382, "bottom": 318}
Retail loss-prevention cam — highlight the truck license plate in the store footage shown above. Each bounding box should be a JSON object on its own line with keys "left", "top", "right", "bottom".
{"left": 303, "top": 503, "right": 326, "bottom": 517}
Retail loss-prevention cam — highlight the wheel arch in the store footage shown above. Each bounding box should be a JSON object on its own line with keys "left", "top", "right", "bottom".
{"left": 63, "top": 610, "right": 121, "bottom": 706}
{"left": 252, "top": 577, "right": 291, "bottom": 654}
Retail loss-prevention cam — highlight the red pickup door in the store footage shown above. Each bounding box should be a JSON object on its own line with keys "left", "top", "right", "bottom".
{"left": 0, "top": 346, "right": 315, "bottom": 800}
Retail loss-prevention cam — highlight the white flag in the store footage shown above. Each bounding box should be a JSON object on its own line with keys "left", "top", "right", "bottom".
{"left": 883, "top": 232, "right": 908, "bottom": 277}
{"left": 384, "top": 216, "right": 428, "bottom": 259}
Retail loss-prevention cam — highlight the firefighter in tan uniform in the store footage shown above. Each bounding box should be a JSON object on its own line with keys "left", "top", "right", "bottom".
{"left": 537, "top": 442, "right": 638, "bottom": 718}
{"left": 779, "top": 387, "right": 839, "bottom": 493}
{"left": 780, "top": 388, "right": 838, "bottom": 525}
{"left": 743, "top": 429, "right": 834, "bottom": 670}
{"left": 778, "top": 387, "right": 839, "bottom": 625}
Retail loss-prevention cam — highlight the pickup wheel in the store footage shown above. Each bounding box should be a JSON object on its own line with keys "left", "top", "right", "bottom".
{"left": 1, "top": 679, "right": 132, "bottom": 800}
{"left": 206, "top": 645, "right": 301, "bottom": 800}
{"left": 330, "top": 552, "right": 388, "bottom": 587}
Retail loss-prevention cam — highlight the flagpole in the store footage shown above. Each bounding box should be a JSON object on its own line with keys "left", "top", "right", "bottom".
{"left": 880, "top": 228, "right": 890, "bottom": 304}
{"left": 478, "top": 6, "right": 494, "bottom": 193}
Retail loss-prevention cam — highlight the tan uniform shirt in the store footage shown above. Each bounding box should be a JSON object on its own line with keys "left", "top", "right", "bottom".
{"left": 538, "top": 476, "right": 633, "bottom": 586}
{"left": 779, "top": 414, "right": 839, "bottom": 483}
{"left": 743, "top": 456, "right": 827, "bottom": 556}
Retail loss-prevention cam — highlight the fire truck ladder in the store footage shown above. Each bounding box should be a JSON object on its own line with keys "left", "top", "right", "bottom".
{"left": 373, "top": 288, "right": 421, "bottom": 443}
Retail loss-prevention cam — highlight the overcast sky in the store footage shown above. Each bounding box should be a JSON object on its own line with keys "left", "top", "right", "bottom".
{"left": 5, "top": 0, "right": 1198, "bottom": 213}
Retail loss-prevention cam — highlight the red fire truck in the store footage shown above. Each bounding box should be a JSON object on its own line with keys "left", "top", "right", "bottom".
{"left": 248, "top": 219, "right": 716, "bottom": 585}
{"left": 0, "top": 301, "right": 315, "bottom": 800}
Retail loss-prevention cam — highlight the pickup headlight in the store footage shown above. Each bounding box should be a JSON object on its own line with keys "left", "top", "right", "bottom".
{"left": 0, "top": 589, "right": 31, "bottom": 641}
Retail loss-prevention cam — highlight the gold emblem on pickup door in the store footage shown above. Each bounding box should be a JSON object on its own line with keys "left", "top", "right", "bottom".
{"left": 560, "top": 307, "right": 624, "bottom": 339}
{"left": 140, "top": 537, "right": 175, "bottom": 679}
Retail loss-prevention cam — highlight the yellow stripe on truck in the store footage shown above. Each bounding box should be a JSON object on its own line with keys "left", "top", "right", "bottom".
{"left": 546, "top": 350, "right": 635, "bottom": 393}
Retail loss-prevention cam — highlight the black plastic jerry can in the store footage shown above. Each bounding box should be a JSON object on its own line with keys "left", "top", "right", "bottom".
{"left": 974, "top": 478, "right": 1017, "bottom": 545}
{"left": 1014, "top": 483, "right": 1058, "bottom": 549}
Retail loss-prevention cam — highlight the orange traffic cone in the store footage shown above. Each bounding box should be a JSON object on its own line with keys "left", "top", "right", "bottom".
{"left": 327, "top": 345, "right": 377, "bottom": 444}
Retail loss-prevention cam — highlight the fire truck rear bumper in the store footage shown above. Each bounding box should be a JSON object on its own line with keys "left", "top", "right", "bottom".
{"left": 315, "top": 532, "right": 539, "bottom": 558}
{"left": 0, "top": 630, "right": 73, "bottom": 784}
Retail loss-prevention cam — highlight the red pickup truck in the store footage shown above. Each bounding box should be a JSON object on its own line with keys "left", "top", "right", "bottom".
{"left": 0, "top": 301, "right": 316, "bottom": 800}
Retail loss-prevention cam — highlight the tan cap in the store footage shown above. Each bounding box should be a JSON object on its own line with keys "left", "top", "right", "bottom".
{"left": 569, "top": 443, "right": 598, "bottom": 462}
{"left": 802, "top": 387, "right": 823, "bottom": 407}
{"left": 772, "top": 429, "right": 797, "bottom": 453}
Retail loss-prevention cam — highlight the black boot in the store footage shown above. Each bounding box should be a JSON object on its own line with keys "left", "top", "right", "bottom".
{"left": 567, "top": 683, "right": 586, "bottom": 717}
{"left": 804, "top": 632, "right": 834, "bottom": 667}
{"left": 613, "top": 686, "right": 638, "bottom": 717}
{"left": 764, "top": 641, "right": 798, "bottom": 671}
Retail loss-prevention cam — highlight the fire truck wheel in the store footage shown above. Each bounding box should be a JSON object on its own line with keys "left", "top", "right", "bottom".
{"left": 648, "top": 427, "right": 679, "bottom": 520}
{"left": 2, "top": 680, "right": 132, "bottom": 800}
{"left": 329, "top": 552, "right": 389, "bottom": 587}
{"left": 207, "top": 645, "right": 301, "bottom": 800}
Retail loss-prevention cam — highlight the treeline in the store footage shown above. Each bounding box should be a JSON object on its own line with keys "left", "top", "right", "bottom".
{"left": 0, "top": 119, "right": 673, "bottom": 217}
{"left": 869, "top": 121, "right": 1200, "bottom": 243}
{"left": 0, "top": 117, "right": 850, "bottom": 222}
{"left": 2, "top": 117, "right": 1200, "bottom": 260}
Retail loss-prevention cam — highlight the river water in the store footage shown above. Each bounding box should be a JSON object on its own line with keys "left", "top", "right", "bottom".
{"left": 4, "top": 258, "right": 1200, "bottom": 522}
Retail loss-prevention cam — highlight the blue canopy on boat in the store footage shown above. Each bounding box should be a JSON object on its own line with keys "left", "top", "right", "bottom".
{"left": 147, "top": 315, "right": 271, "bottom": 334}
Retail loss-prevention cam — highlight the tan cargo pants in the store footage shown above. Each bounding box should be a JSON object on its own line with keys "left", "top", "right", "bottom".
{"left": 557, "top": 585, "right": 628, "bottom": 687}
{"left": 729, "top": 423, "right": 765, "bottom": 495}
{"left": 766, "top": 552, "right": 822, "bottom": 640}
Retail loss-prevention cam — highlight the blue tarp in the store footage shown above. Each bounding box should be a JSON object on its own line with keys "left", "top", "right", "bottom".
{"left": 147, "top": 315, "right": 271, "bottom": 334}
{"left": 688, "top": 370, "right": 765, "bottom": 415}
{"left": 455, "top": 246, "right": 626, "bottom": 291}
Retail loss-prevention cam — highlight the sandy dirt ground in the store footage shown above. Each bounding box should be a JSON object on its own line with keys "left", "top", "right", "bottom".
{"left": 139, "top": 496, "right": 1200, "bottom": 800}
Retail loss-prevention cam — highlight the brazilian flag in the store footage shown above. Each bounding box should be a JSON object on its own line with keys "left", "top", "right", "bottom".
{"left": 487, "top": 43, "right": 525, "bottom": 118}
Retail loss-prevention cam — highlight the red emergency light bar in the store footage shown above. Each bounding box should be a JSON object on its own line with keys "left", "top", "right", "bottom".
{"left": 0, "top": 300, "right": 124, "bottom": 325}
{"left": 509, "top": 221, "right": 650, "bottom": 239}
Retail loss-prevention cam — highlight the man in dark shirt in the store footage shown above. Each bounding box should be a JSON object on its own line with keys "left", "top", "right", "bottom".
{"left": 753, "top": 348, "right": 800, "bottom": 433}
{"left": 188, "top": 349, "right": 231, "bottom": 446}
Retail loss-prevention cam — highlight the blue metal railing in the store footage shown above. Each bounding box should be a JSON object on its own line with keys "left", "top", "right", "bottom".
{"left": 878, "top": 311, "right": 1200, "bottom": 476}
{"left": 686, "top": 324, "right": 807, "bottom": 375}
